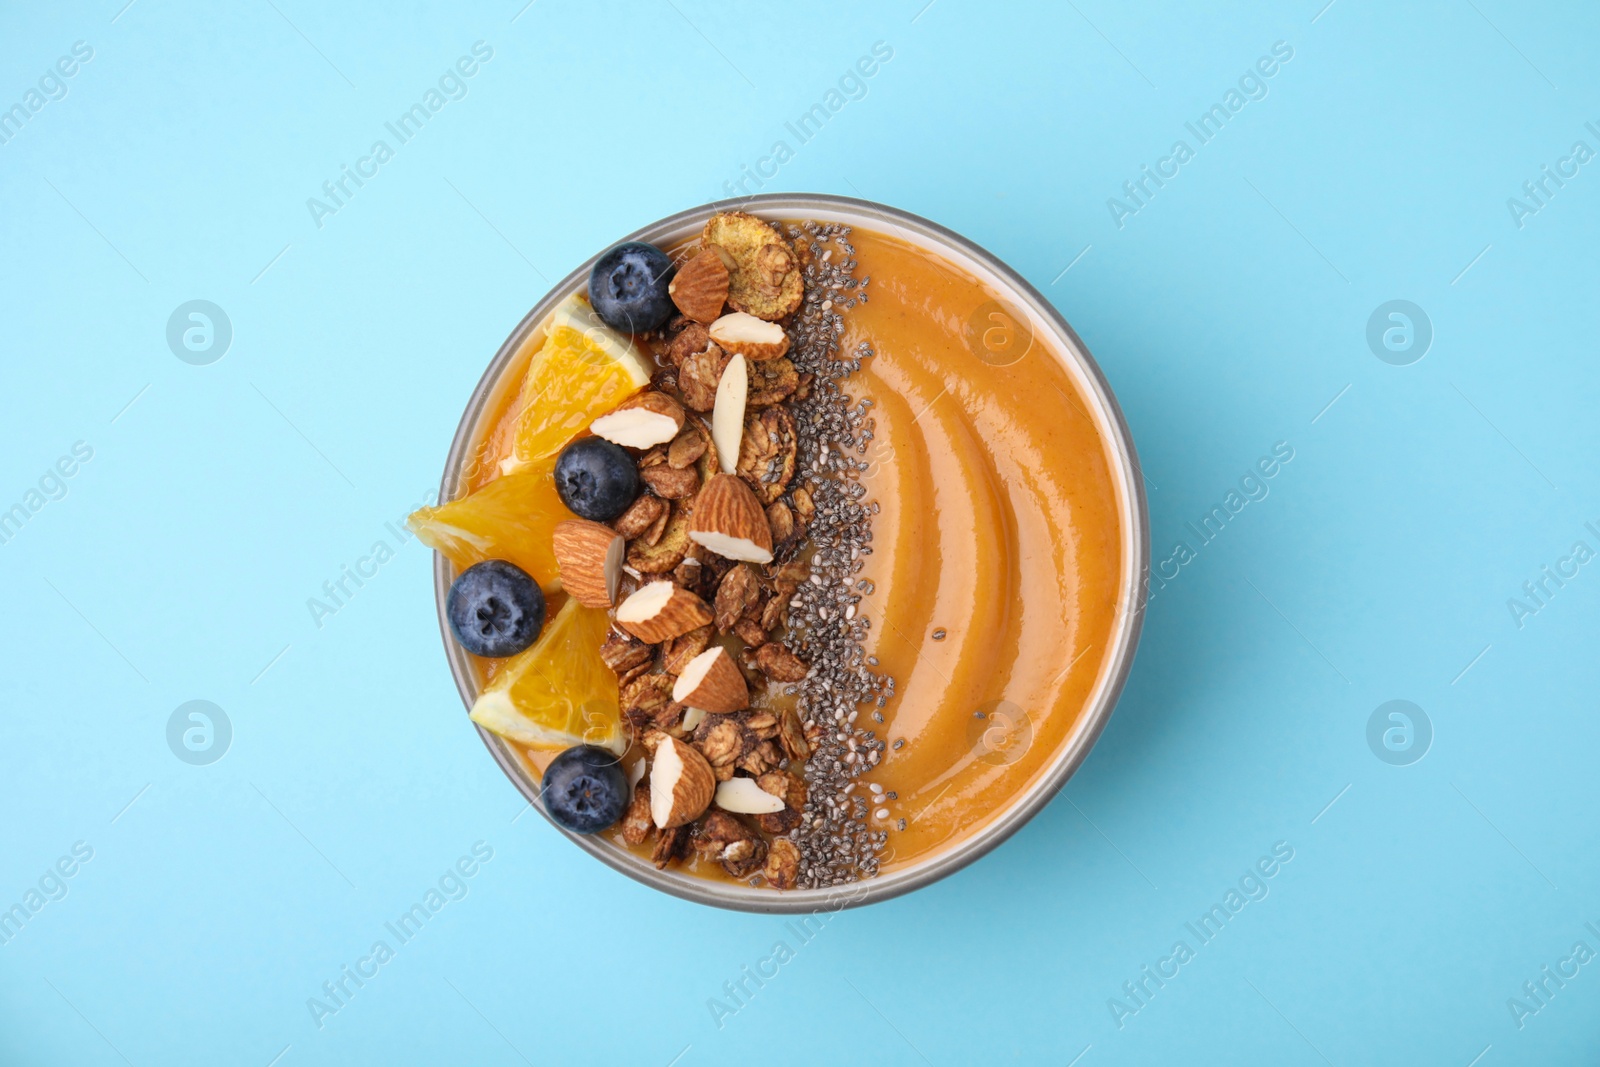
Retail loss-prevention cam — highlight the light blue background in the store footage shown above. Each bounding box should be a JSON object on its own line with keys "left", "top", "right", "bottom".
{"left": 3, "top": 1, "right": 1597, "bottom": 1063}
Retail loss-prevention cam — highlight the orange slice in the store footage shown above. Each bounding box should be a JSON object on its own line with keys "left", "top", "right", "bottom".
{"left": 468, "top": 598, "right": 624, "bottom": 754}
{"left": 407, "top": 458, "right": 566, "bottom": 590}
{"left": 501, "top": 294, "right": 652, "bottom": 473}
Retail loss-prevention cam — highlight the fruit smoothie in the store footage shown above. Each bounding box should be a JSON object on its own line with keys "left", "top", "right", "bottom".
{"left": 412, "top": 211, "right": 1123, "bottom": 891}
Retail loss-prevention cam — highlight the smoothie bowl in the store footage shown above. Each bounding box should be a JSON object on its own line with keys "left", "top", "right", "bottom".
{"left": 412, "top": 194, "right": 1147, "bottom": 912}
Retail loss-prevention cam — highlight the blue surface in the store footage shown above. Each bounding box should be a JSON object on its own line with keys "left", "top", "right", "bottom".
{"left": 3, "top": 1, "right": 1598, "bottom": 1064}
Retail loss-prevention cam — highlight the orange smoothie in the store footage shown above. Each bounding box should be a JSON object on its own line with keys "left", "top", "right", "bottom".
{"left": 452, "top": 223, "right": 1122, "bottom": 882}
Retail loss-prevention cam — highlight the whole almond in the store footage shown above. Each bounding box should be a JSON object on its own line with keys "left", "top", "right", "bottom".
{"left": 667, "top": 249, "right": 731, "bottom": 324}
{"left": 671, "top": 646, "right": 749, "bottom": 714}
{"left": 615, "top": 580, "right": 714, "bottom": 643}
{"left": 649, "top": 733, "right": 716, "bottom": 828}
{"left": 688, "top": 474, "right": 774, "bottom": 564}
{"left": 551, "top": 520, "right": 624, "bottom": 608}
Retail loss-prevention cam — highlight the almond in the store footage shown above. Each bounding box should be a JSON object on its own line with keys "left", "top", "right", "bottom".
{"left": 649, "top": 733, "right": 715, "bottom": 828}
{"left": 551, "top": 520, "right": 624, "bottom": 608}
{"left": 709, "top": 312, "right": 790, "bottom": 361}
{"left": 713, "top": 776, "right": 785, "bottom": 814}
{"left": 667, "top": 248, "right": 731, "bottom": 323}
{"left": 680, "top": 707, "right": 707, "bottom": 733}
{"left": 688, "top": 474, "right": 774, "bottom": 564}
{"left": 615, "top": 580, "right": 713, "bottom": 643}
{"left": 590, "top": 392, "right": 685, "bottom": 449}
{"left": 670, "top": 646, "right": 749, "bottom": 713}
{"left": 711, "top": 354, "right": 747, "bottom": 475}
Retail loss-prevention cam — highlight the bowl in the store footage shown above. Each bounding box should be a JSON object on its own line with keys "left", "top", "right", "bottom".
{"left": 432, "top": 193, "right": 1149, "bottom": 912}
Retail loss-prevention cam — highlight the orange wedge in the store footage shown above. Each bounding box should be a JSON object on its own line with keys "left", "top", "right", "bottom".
{"left": 407, "top": 457, "right": 566, "bottom": 590}
{"left": 468, "top": 598, "right": 624, "bottom": 754}
{"left": 501, "top": 294, "right": 652, "bottom": 474}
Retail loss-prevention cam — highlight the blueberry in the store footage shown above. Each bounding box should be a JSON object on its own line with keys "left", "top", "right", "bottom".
{"left": 589, "top": 241, "right": 675, "bottom": 334}
{"left": 555, "top": 437, "right": 639, "bottom": 521}
{"left": 446, "top": 560, "right": 545, "bottom": 658}
{"left": 541, "top": 745, "right": 629, "bottom": 834}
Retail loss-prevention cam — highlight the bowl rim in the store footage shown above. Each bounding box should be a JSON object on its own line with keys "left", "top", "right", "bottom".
{"left": 433, "top": 192, "right": 1149, "bottom": 913}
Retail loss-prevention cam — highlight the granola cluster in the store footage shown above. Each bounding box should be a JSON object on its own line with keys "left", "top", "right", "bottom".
{"left": 594, "top": 212, "right": 887, "bottom": 889}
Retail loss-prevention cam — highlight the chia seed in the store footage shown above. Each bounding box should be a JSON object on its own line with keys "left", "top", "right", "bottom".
{"left": 778, "top": 223, "right": 893, "bottom": 889}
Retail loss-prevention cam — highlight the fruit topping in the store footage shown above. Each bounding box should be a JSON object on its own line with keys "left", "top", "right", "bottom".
{"left": 670, "top": 646, "right": 749, "bottom": 713}
{"left": 589, "top": 391, "right": 685, "bottom": 450}
{"left": 701, "top": 212, "right": 803, "bottom": 321}
{"left": 648, "top": 733, "right": 716, "bottom": 828}
{"left": 687, "top": 474, "right": 774, "bottom": 564}
{"left": 550, "top": 519, "right": 624, "bottom": 609}
{"left": 446, "top": 559, "right": 546, "bottom": 658}
{"left": 709, "top": 312, "right": 790, "bottom": 361}
{"left": 541, "top": 745, "right": 629, "bottom": 834}
{"left": 554, "top": 437, "right": 640, "bottom": 522}
{"left": 468, "top": 596, "right": 624, "bottom": 752}
{"left": 502, "top": 294, "right": 652, "bottom": 472}
{"left": 588, "top": 241, "right": 676, "bottom": 334}
{"left": 408, "top": 460, "right": 564, "bottom": 590}
{"left": 711, "top": 354, "right": 747, "bottom": 475}
{"left": 667, "top": 247, "right": 731, "bottom": 323}
{"left": 614, "top": 580, "right": 713, "bottom": 644}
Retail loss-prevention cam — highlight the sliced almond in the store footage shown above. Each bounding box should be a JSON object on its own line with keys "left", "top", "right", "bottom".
{"left": 688, "top": 474, "right": 774, "bottom": 564}
{"left": 649, "top": 733, "right": 716, "bottom": 828}
{"left": 615, "top": 580, "right": 713, "bottom": 643}
{"left": 713, "top": 776, "right": 785, "bottom": 815}
{"left": 680, "top": 707, "right": 707, "bottom": 733}
{"left": 709, "top": 312, "right": 790, "bottom": 361}
{"left": 667, "top": 248, "right": 731, "bottom": 323}
{"left": 551, "top": 520, "right": 624, "bottom": 608}
{"left": 590, "top": 392, "right": 685, "bottom": 450}
{"left": 711, "top": 354, "right": 747, "bottom": 475}
{"left": 670, "top": 646, "right": 749, "bottom": 714}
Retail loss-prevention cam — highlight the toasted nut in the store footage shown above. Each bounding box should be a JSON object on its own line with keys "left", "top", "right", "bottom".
{"left": 736, "top": 406, "right": 797, "bottom": 505}
{"left": 678, "top": 343, "right": 729, "bottom": 412}
{"left": 714, "top": 563, "right": 761, "bottom": 633}
{"left": 766, "top": 501, "right": 795, "bottom": 546}
{"left": 733, "top": 616, "right": 768, "bottom": 648}
{"left": 667, "top": 424, "right": 709, "bottom": 469}
{"left": 688, "top": 474, "right": 774, "bottom": 564}
{"left": 671, "top": 646, "right": 749, "bottom": 714}
{"left": 763, "top": 838, "right": 800, "bottom": 889}
{"left": 620, "top": 782, "right": 653, "bottom": 845}
{"left": 667, "top": 248, "right": 730, "bottom": 323}
{"left": 590, "top": 392, "right": 685, "bottom": 450}
{"left": 695, "top": 718, "right": 750, "bottom": 781}
{"left": 641, "top": 502, "right": 671, "bottom": 545}
{"left": 713, "top": 776, "right": 784, "bottom": 814}
{"left": 754, "top": 643, "right": 809, "bottom": 682}
{"left": 709, "top": 312, "right": 790, "bottom": 361}
{"left": 551, "top": 520, "right": 624, "bottom": 609}
{"left": 791, "top": 486, "right": 814, "bottom": 526}
{"left": 640, "top": 463, "right": 700, "bottom": 500}
{"left": 746, "top": 356, "right": 799, "bottom": 408}
{"left": 721, "top": 835, "right": 767, "bottom": 878}
{"left": 666, "top": 322, "right": 711, "bottom": 366}
{"left": 702, "top": 212, "right": 803, "bottom": 321}
{"left": 661, "top": 624, "right": 712, "bottom": 675}
{"left": 651, "top": 824, "right": 685, "bottom": 868}
{"left": 615, "top": 580, "right": 713, "bottom": 643}
{"left": 627, "top": 504, "right": 690, "bottom": 573}
{"left": 649, "top": 733, "right": 716, "bottom": 828}
{"left": 599, "top": 630, "right": 653, "bottom": 675}
{"left": 711, "top": 354, "right": 747, "bottom": 475}
{"left": 613, "top": 494, "right": 666, "bottom": 539}
{"left": 760, "top": 592, "right": 788, "bottom": 632}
